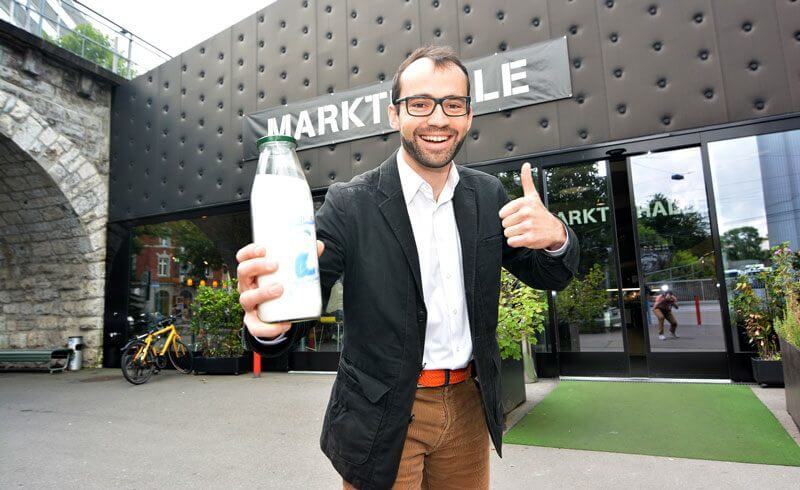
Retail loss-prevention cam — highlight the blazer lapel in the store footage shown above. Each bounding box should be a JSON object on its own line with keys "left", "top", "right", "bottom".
{"left": 377, "top": 153, "right": 424, "bottom": 301}
{"left": 453, "top": 176, "right": 478, "bottom": 337}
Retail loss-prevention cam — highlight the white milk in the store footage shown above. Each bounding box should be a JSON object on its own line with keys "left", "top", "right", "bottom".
{"left": 250, "top": 173, "right": 321, "bottom": 323}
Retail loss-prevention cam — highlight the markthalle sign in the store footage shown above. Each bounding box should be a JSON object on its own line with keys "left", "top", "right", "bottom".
{"left": 243, "top": 37, "right": 571, "bottom": 159}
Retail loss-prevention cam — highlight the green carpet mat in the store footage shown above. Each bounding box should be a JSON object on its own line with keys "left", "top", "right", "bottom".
{"left": 503, "top": 381, "right": 800, "bottom": 466}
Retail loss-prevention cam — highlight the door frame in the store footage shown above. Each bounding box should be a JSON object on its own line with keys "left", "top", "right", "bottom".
{"left": 478, "top": 138, "right": 727, "bottom": 378}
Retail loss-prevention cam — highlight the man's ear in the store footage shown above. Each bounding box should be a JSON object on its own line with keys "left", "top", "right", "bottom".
{"left": 388, "top": 103, "right": 400, "bottom": 131}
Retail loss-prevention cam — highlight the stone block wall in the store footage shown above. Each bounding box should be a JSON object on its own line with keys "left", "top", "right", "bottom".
{"left": 0, "top": 37, "right": 114, "bottom": 366}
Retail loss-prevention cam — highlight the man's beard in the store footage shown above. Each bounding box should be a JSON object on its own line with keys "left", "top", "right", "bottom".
{"left": 400, "top": 128, "right": 466, "bottom": 170}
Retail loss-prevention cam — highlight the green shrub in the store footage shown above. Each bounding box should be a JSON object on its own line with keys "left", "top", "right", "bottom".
{"left": 733, "top": 242, "right": 799, "bottom": 358}
{"left": 189, "top": 281, "right": 244, "bottom": 357}
{"left": 555, "top": 263, "right": 607, "bottom": 334}
{"left": 497, "top": 268, "right": 547, "bottom": 360}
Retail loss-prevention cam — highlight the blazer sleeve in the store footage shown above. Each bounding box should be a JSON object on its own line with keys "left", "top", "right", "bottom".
{"left": 497, "top": 182, "right": 580, "bottom": 291}
{"left": 244, "top": 182, "right": 349, "bottom": 358}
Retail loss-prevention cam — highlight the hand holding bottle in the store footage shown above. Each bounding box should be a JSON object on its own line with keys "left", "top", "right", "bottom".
{"left": 237, "top": 240, "right": 325, "bottom": 339}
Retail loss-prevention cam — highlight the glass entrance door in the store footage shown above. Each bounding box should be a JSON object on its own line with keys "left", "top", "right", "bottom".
{"left": 628, "top": 148, "right": 728, "bottom": 377}
{"left": 544, "top": 161, "right": 630, "bottom": 375}
{"left": 544, "top": 147, "right": 729, "bottom": 378}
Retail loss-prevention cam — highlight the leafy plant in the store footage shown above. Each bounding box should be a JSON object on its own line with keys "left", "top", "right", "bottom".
{"left": 776, "top": 292, "right": 800, "bottom": 349}
{"left": 189, "top": 281, "right": 244, "bottom": 357}
{"left": 732, "top": 242, "right": 800, "bottom": 359}
{"left": 555, "top": 263, "right": 608, "bottom": 333}
{"left": 733, "top": 279, "right": 779, "bottom": 360}
{"left": 497, "top": 268, "right": 548, "bottom": 360}
{"left": 770, "top": 244, "right": 800, "bottom": 349}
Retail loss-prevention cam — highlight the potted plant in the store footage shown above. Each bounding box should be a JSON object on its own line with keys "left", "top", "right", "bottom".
{"left": 732, "top": 243, "right": 799, "bottom": 387}
{"left": 190, "top": 281, "right": 250, "bottom": 375}
{"left": 733, "top": 279, "right": 783, "bottom": 386}
{"left": 497, "top": 268, "right": 548, "bottom": 414}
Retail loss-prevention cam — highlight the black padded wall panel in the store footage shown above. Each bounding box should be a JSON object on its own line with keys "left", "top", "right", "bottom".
{"left": 346, "top": 0, "right": 421, "bottom": 86}
{"left": 466, "top": 105, "right": 559, "bottom": 163}
{"left": 127, "top": 69, "right": 160, "bottom": 218}
{"left": 181, "top": 28, "right": 232, "bottom": 212}
{"left": 350, "top": 133, "right": 400, "bottom": 178}
{"left": 230, "top": 16, "right": 258, "bottom": 204}
{"left": 109, "top": 0, "right": 800, "bottom": 222}
{"left": 155, "top": 60, "right": 182, "bottom": 214}
{"left": 775, "top": 0, "right": 800, "bottom": 108}
{"left": 712, "top": 0, "right": 793, "bottom": 121}
{"left": 457, "top": 0, "right": 552, "bottom": 59}
{"left": 316, "top": 0, "right": 349, "bottom": 95}
{"left": 256, "top": 0, "right": 318, "bottom": 110}
{"left": 419, "top": 0, "right": 462, "bottom": 50}
{"left": 550, "top": 0, "right": 610, "bottom": 147}
{"left": 315, "top": 142, "right": 353, "bottom": 185}
{"left": 597, "top": 0, "right": 728, "bottom": 140}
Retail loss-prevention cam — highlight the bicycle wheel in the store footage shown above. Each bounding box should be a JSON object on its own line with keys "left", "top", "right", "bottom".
{"left": 121, "top": 340, "right": 156, "bottom": 385}
{"left": 168, "top": 338, "right": 194, "bottom": 374}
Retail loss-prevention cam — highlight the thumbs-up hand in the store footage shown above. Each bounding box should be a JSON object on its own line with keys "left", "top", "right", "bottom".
{"left": 498, "top": 162, "right": 567, "bottom": 250}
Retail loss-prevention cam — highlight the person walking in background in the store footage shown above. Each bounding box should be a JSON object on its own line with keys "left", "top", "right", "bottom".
{"left": 236, "top": 45, "right": 579, "bottom": 489}
{"left": 654, "top": 289, "right": 679, "bottom": 340}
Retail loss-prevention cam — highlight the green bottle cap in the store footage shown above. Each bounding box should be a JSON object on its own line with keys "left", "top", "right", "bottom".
{"left": 257, "top": 134, "right": 297, "bottom": 150}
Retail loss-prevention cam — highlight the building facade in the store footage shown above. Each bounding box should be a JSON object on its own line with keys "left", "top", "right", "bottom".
{"left": 103, "top": 0, "right": 800, "bottom": 380}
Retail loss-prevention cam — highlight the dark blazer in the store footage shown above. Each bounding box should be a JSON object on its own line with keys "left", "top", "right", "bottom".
{"left": 245, "top": 152, "right": 578, "bottom": 489}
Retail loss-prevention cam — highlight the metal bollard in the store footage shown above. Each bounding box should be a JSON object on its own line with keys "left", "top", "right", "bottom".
{"left": 67, "top": 336, "right": 84, "bottom": 371}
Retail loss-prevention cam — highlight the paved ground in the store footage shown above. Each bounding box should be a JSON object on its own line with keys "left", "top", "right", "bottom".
{"left": 2, "top": 368, "right": 799, "bottom": 489}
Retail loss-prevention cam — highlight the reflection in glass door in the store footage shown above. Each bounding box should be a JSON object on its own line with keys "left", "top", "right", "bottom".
{"left": 629, "top": 148, "right": 726, "bottom": 353}
{"left": 545, "top": 162, "right": 625, "bottom": 354}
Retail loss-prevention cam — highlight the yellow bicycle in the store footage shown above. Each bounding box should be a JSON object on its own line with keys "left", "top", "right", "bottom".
{"left": 121, "top": 314, "right": 193, "bottom": 385}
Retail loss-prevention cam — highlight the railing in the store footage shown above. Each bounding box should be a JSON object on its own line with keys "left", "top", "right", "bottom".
{"left": 0, "top": 0, "right": 170, "bottom": 78}
{"left": 646, "top": 278, "right": 720, "bottom": 301}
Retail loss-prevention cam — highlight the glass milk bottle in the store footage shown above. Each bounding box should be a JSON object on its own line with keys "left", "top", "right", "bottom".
{"left": 250, "top": 135, "right": 321, "bottom": 323}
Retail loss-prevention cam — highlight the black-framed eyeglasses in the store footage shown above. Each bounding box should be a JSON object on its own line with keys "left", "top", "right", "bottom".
{"left": 394, "top": 95, "right": 471, "bottom": 117}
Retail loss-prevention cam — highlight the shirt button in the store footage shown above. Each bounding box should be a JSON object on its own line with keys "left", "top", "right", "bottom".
{"left": 452, "top": 309, "right": 457, "bottom": 315}
{"left": 446, "top": 272, "right": 452, "bottom": 279}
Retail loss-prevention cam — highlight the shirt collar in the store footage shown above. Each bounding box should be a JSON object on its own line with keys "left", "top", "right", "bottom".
{"left": 396, "top": 148, "right": 460, "bottom": 205}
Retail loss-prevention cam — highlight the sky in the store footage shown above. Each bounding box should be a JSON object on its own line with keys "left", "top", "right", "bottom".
{"left": 79, "top": 0, "right": 275, "bottom": 71}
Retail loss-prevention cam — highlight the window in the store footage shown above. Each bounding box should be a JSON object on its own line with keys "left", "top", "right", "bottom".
{"left": 160, "top": 237, "right": 171, "bottom": 247}
{"left": 708, "top": 128, "right": 800, "bottom": 352}
{"left": 157, "top": 255, "right": 170, "bottom": 277}
{"left": 155, "top": 290, "right": 170, "bottom": 316}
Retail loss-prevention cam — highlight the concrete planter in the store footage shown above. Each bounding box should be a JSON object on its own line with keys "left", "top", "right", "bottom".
{"left": 779, "top": 337, "right": 800, "bottom": 430}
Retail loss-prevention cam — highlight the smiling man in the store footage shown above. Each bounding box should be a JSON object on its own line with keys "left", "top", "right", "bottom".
{"left": 237, "top": 45, "right": 579, "bottom": 489}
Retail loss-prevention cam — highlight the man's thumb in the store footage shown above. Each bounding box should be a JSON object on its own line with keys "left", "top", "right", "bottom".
{"left": 520, "top": 162, "right": 541, "bottom": 202}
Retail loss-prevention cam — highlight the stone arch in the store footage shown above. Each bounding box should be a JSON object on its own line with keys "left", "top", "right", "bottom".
{"left": 0, "top": 90, "right": 107, "bottom": 366}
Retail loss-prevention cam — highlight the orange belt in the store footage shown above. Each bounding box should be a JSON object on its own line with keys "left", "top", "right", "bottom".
{"left": 417, "top": 362, "right": 473, "bottom": 388}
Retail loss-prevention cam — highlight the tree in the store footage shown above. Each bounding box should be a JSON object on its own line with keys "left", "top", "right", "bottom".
{"left": 55, "top": 23, "right": 135, "bottom": 78}
{"left": 555, "top": 263, "right": 609, "bottom": 334}
{"left": 131, "top": 220, "right": 224, "bottom": 283}
{"left": 545, "top": 163, "right": 613, "bottom": 277}
{"left": 722, "top": 226, "right": 767, "bottom": 262}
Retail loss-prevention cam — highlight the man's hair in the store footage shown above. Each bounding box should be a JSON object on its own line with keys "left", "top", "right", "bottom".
{"left": 390, "top": 45, "right": 470, "bottom": 105}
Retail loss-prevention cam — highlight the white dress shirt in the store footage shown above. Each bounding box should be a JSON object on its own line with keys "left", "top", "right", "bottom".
{"left": 397, "top": 150, "right": 473, "bottom": 370}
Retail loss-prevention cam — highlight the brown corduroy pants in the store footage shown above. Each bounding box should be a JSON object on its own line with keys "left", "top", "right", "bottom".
{"left": 343, "top": 376, "right": 490, "bottom": 489}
